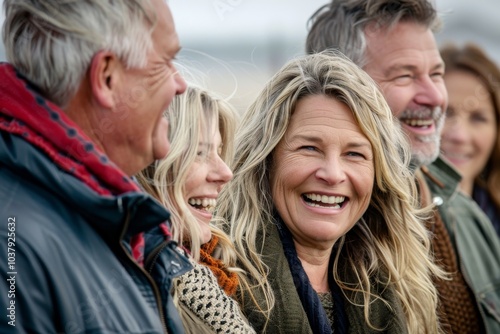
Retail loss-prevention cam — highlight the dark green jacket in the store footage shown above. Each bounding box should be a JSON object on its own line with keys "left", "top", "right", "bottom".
{"left": 241, "top": 223, "right": 407, "bottom": 334}
{"left": 424, "top": 157, "right": 500, "bottom": 333}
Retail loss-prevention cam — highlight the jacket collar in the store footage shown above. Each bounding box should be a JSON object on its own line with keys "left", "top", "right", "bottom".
{"left": 420, "top": 155, "right": 462, "bottom": 203}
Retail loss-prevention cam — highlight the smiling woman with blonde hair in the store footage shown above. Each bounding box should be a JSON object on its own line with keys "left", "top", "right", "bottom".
{"left": 137, "top": 85, "right": 255, "bottom": 333}
{"left": 215, "top": 52, "right": 446, "bottom": 333}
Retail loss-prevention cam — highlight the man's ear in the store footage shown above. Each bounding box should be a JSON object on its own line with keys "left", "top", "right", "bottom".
{"left": 89, "top": 51, "right": 120, "bottom": 109}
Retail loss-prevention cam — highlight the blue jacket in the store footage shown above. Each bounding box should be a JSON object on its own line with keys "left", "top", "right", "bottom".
{"left": 0, "top": 130, "right": 192, "bottom": 333}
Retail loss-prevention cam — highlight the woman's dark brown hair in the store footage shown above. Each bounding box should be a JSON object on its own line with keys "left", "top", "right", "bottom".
{"left": 440, "top": 43, "right": 500, "bottom": 210}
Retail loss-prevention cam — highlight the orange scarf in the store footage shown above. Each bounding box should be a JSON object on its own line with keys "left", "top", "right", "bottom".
{"left": 199, "top": 235, "right": 239, "bottom": 296}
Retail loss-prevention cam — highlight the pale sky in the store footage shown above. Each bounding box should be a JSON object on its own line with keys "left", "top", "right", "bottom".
{"left": 169, "top": 0, "right": 328, "bottom": 43}
{"left": 1, "top": 0, "right": 499, "bottom": 110}
{"left": 2, "top": 0, "right": 499, "bottom": 61}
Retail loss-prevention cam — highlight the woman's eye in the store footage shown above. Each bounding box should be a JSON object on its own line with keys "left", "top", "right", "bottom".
{"left": 300, "top": 146, "right": 316, "bottom": 151}
{"left": 471, "top": 114, "right": 488, "bottom": 123}
{"left": 347, "top": 151, "right": 365, "bottom": 158}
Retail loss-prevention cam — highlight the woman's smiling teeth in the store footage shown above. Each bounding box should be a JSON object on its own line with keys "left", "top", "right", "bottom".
{"left": 303, "top": 193, "right": 346, "bottom": 209}
{"left": 188, "top": 198, "right": 216, "bottom": 213}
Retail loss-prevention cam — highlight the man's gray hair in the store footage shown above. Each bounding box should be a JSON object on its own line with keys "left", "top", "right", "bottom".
{"left": 306, "top": 0, "right": 440, "bottom": 67}
{"left": 2, "top": 0, "right": 158, "bottom": 108}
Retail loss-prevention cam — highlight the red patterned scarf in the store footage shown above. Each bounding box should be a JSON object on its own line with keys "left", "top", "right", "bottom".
{"left": 0, "top": 63, "right": 171, "bottom": 265}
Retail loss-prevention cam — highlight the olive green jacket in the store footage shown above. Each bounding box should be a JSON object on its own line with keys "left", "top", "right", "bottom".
{"left": 240, "top": 223, "right": 407, "bottom": 334}
{"left": 424, "top": 157, "right": 500, "bottom": 333}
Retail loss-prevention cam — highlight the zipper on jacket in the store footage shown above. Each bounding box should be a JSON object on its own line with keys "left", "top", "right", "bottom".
{"left": 119, "top": 210, "right": 169, "bottom": 334}
{"left": 145, "top": 240, "right": 172, "bottom": 273}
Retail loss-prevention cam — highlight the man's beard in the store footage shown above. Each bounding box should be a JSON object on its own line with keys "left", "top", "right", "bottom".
{"left": 410, "top": 132, "right": 442, "bottom": 168}
{"left": 399, "top": 106, "right": 445, "bottom": 168}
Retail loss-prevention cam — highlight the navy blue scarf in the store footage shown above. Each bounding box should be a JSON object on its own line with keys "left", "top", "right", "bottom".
{"left": 276, "top": 215, "right": 348, "bottom": 334}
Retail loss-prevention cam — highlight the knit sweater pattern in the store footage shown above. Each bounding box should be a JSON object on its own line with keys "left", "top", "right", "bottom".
{"left": 174, "top": 258, "right": 255, "bottom": 334}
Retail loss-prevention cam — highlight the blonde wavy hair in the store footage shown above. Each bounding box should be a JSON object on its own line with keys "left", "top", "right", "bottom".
{"left": 216, "top": 52, "right": 446, "bottom": 333}
{"left": 137, "top": 85, "right": 239, "bottom": 263}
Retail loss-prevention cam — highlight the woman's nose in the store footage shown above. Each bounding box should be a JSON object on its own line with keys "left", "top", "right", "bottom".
{"left": 314, "top": 156, "right": 346, "bottom": 185}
